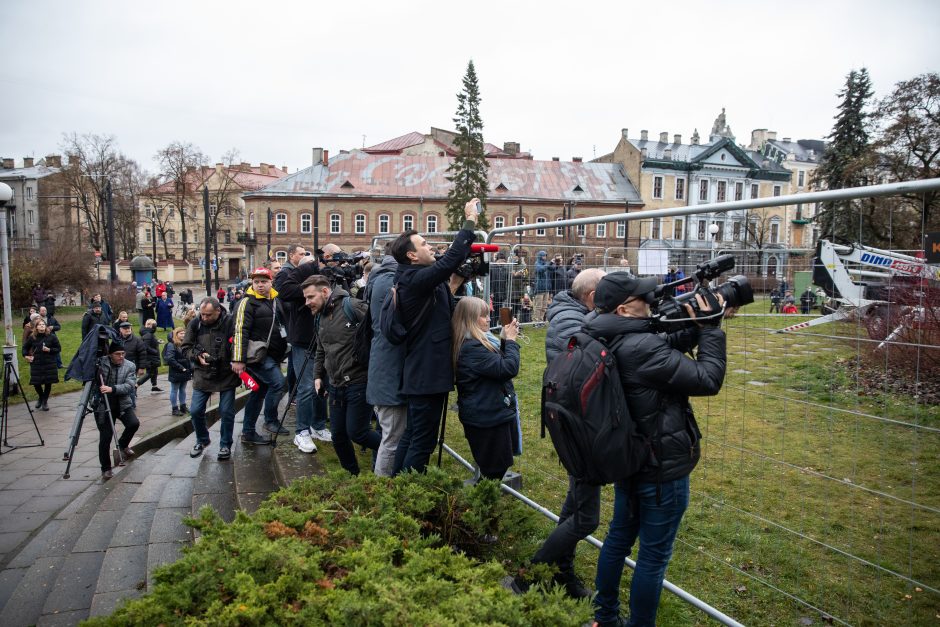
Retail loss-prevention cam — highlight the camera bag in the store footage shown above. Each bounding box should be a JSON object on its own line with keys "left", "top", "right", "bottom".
{"left": 541, "top": 332, "right": 650, "bottom": 485}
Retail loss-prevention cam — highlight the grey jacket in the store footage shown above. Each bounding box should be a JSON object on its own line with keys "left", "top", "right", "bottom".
{"left": 544, "top": 290, "right": 592, "bottom": 364}
{"left": 365, "top": 256, "right": 406, "bottom": 406}
{"left": 93, "top": 356, "right": 138, "bottom": 413}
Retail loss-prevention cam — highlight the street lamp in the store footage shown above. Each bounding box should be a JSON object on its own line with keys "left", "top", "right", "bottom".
{"left": 0, "top": 182, "right": 19, "bottom": 379}
{"left": 709, "top": 223, "right": 720, "bottom": 259}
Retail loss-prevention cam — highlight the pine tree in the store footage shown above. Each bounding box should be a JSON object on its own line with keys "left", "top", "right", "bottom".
{"left": 445, "top": 60, "right": 490, "bottom": 230}
{"left": 815, "top": 68, "right": 875, "bottom": 242}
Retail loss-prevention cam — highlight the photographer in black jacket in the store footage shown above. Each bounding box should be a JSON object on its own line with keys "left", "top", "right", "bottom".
{"left": 585, "top": 273, "right": 727, "bottom": 627}
{"left": 390, "top": 197, "right": 479, "bottom": 474}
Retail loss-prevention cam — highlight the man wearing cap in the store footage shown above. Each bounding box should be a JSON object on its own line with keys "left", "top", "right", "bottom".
{"left": 232, "top": 266, "right": 289, "bottom": 443}
{"left": 585, "top": 273, "right": 727, "bottom": 627}
{"left": 81, "top": 303, "right": 108, "bottom": 340}
{"left": 116, "top": 322, "right": 148, "bottom": 380}
{"left": 94, "top": 342, "right": 140, "bottom": 479}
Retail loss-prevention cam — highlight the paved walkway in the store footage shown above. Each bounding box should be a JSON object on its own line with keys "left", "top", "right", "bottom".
{"left": 0, "top": 382, "right": 185, "bottom": 568}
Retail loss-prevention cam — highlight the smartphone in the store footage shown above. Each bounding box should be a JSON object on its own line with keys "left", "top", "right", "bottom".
{"left": 499, "top": 307, "right": 513, "bottom": 327}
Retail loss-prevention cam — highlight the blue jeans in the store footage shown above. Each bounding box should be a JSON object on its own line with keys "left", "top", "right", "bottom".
{"left": 190, "top": 387, "right": 236, "bottom": 448}
{"left": 169, "top": 381, "right": 188, "bottom": 408}
{"left": 328, "top": 383, "right": 381, "bottom": 475}
{"left": 594, "top": 476, "right": 690, "bottom": 626}
{"left": 393, "top": 393, "right": 447, "bottom": 475}
{"left": 290, "top": 345, "right": 327, "bottom": 434}
{"left": 242, "top": 356, "right": 285, "bottom": 433}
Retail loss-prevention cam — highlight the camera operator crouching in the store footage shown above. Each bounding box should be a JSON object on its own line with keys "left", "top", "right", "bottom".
{"left": 182, "top": 297, "right": 240, "bottom": 460}
{"left": 586, "top": 273, "right": 728, "bottom": 626}
{"left": 302, "top": 275, "right": 381, "bottom": 474}
{"left": 94, "top": 342, "right": 140, "bottom": 479}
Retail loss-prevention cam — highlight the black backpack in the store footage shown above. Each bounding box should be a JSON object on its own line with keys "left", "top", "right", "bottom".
{"left": 541, "top": 332, "right": 650, "bottom": 485}
{"left": 379, "top": 283, "right": 432, "bottom": 346}
{"left": 341, "top": 296, "right": 372, "bottom": 365}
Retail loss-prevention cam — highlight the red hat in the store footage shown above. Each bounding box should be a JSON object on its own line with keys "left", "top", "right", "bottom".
{"left": 249, "top": 267, "right": 273, "bottom": 280}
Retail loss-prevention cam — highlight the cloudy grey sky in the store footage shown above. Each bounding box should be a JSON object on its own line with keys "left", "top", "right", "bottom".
{"left": 1, "top": 0, "right": 938, "bottom": 174}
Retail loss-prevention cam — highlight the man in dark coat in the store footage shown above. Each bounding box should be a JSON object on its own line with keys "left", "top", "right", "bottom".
{"left": 116, "top": 321, "right": 148, "bottom": 382}
{"left": 390, "top": 198, "right": 478, "bottom": 474}
{"left": 586, "top": 273, "right": 726, "bottom": 627}
{"left": 81, "top": 304, "right": 107, "bottom": 340}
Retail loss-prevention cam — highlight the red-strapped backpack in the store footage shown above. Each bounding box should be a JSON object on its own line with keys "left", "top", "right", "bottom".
{"left": 541, "top": 332, "right": 650, "bottom": 485}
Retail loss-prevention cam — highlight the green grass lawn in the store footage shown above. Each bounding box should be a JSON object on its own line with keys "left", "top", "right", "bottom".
{"left": 315, "top": 308, "right": 939, "bottom": 626}
{"left": 11, "top": 307, "right": 183, "bottom": 404}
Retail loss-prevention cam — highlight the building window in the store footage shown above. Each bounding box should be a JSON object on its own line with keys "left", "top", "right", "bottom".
{"left": 675, "top": 178, "right": 685, "bottom": 200}
{"left": 26, "top": 186, "right": 33, "bottom": 200}
{"left": 355, "top": 213, "right": 366, "bottom": 234}
{"left": 734, "top": 181, "right": 743, "bottom": 201}
{"left": 223, "top": 230, "right": 231, "bottom": 244}
{"left": 796, "top": 203, "right": 803, "bottom": 220}
{"left": 493, "top": 215, "right": 505, "bottom": 234}
{"left": 275, "top": 213, "right": 287, "bottom": 233}
{"left": 209, "top": 204, "right": 217, "bottom": 216}
{"left": 773, "top": 185, "right": 781, "bottom": 197}
{"left": 798, "top": 170, "right": 805, "bottom": 187}
{"left": 576, "top": 224, "right": 586, "bottom": 237}
{"left": 616, "top": 221, "right": 625, "bottom": 239}
{"left": 426, "top": 215, "right": 437, "bottom": 233}
{"left": 515, "top": 216, "right": 526, "bottom": 228}
{"left": 536, "top": 216, "right": 546, "bottom": 236}
{"left": 732, "top": 221, "right": 742, "bottom": 241}
{"left": 402, "top": 215, "right": 413, "bottom": 232}
{"left": 650, "top": 219, "right": 661, "bottom": 239}
{"left": 653, "top": 176, "right": 663, "bottom": 199}
{"left": 673, "top": 218, "right": 684, "bottom": 240}
{"left": 716, "top": 181, "right": 727, "bottom": 202}
{"left": 300, "top": 213, "right": 312, "bottom": 234}
{"left": 378, "top": 214, "right": 390, "bottom": 234}
{"left": 697, "top": 220, "right": 706, "bottom": 240}
{"left": 275, "top": 250, "right": 287, "bottom": 263}
{"left": 699, "top": 179, "right": 709, "bottom": 201}
{"left": 596, "top": 223, "right": 607, "bottom": 238}
{"left": 27, "top": 209, "right": 34, "bottom": 225}
{"left": 168, "top": 230, "right": 176, "bottom": 244}
{"left": 751, "top": 183, "right": 759, "bottom": 198}
{"left": 770, "top": 221, "right": 780, "bottom": 243}
{"left": 145, "top": 229, "right": 151, "bottom": 243}
{"left": 330, "top": 214, "right": 341, "bottom": 234}
{"left": 556, "top": 216, "right": 565, "bottom": 237}
{"left": 713, "top": 221, "right": 724, "bottom": 241}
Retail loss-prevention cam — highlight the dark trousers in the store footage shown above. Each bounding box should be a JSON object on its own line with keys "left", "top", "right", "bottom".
{"left": 94, "top": 402, "right": 139, "bottom": 472}
{"left": 32, "top": 383, "right": 52, "bottom": 402}
{"left": 145, "top": 365, "right": 159, "bottom": 387}
{"left": 462, "top": 421, "right": 513, "bottom": 480}
{"left": 328, "top": 383, "right": 380, "bottom": 475}
{"left": 532, "top": 475, "right": 602, "bottom": 574}
{"left": 394, "top": 392, "right": 447, "bottom": 475}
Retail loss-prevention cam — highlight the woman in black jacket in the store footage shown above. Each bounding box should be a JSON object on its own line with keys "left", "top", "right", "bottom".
{"left": 22, "top": 319, "right": 61, "bottom": 410}
{"left": 163, "top": 327, "right": 192, "bottom": 415}
{"left": 452, "top": 297, "right": 521, "bottom": 480}
{"left": 139, "top": 319, "right": 163, "bottom": 393}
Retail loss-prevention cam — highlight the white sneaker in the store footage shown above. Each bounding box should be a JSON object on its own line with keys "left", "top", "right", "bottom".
{"left": 293, "top": 430, "right": 317, "bottom": 454}
{"left": 311, "top": 428, "right": 332, "bottom": 442}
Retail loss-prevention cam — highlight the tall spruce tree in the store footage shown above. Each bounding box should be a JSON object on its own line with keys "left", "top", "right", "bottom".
{"left": 815, "top": 68, "right": 875, "bottom": 242}
{"left": 445, "top": 60, "right": 490, "bottom": 230}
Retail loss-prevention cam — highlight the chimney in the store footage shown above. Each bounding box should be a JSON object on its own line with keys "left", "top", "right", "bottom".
{"left": 552, "top": 157, "right": 560, "bottom": 161}
{"left": 45, "top": 155, "right": 62, "bottom": 168}
{"left": 782, "top": 137, "right": 791, "bottom": 143}
{"left": 23, "top": 157, "right": 34, "bottom": 168}
{"left": 674, "top": 134, "right": 682, "bottom": 144}
{"left": 640, "top": 130, "right": 648, "bottom": 141}
{"left": 573, "top": 157, "right": 582, "bottom": 163}
{"left": 767, "top": 131, "right": 777, "bottom": 141}
{"left": 216, "top": 162, "right": 224, "bottom": 175}
{"left": 640, "top": 148, "right": 648, "bottom": 158}
{"left": 312, "top": 147, "right": 324, "bottom": 165}
{"left": 68, "top": 155, "right": 80, "bottom": 166}
{"left": 240, "top": 162, "right": 251, "bottom": 172}
{"left": 663, "top": 148, "right": 672, "bottom": 160}
{"left": 323, "top": 150, "right": 329, "bottom": 166}
{"left": 260, "top": 163, "right": 269, "bottom": 175}
{"left": 282, "top": 165, "right": 288, "bottom": 173}
{"left": 2, "top": 158, "right": 13, "bottom": 169}
{"left": 503, "top": 141, "right": 520, "bottom": 156}
{"left": 659, "top": 132, "right": 668, "bottom": 143}
{"left": 621, "top": 128, "right": 629, "bottom": 140}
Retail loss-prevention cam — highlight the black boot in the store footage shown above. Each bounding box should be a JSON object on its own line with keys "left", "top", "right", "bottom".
{"left": 41, "top": 398, "right": 49, "bottom": 411}
{"left": 180, "top": 403, "right": 188, "bottom": 414}
{"left": 171, "top": 406, "right": 180, "bottom": 416}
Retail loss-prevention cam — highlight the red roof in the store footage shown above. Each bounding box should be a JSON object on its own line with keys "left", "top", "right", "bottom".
{"left": 362, "top": 132, "right": 428, "bottom": 153}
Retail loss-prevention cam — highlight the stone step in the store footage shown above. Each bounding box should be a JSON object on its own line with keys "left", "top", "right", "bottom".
{"left": 191, "top": 420, "right": 236, "bottom": 535}
{"left": 232, "top": 408, "right": 282, "bottom": 514}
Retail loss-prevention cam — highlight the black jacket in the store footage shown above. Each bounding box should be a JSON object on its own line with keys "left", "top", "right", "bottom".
{"left": 455, "top": 338, "right": 519, "bottom": 429}
{"left": 23, "top": 333, "right": 61, "bottom": 385}
{"left": 581, "top": 314, "right": 726, "bottom": 484}
{"left": 314, "top": 289, "right": 369, "bottom": 387}
{"left": 118, "top": 332, "right": 147, "bottom": 372}
{"left": 139, "top": 328, "right": 161, "bottom": 369}
{"left": 231, "top": 288, "right": 288, "bottom": 363}
{"left": 182, "top": 309, "right": 240, "bottom": 392}
{"left": 273, "top": 261, "right": 321, "bottom": 349}
{"left": 395, "top": 222, "right": 476, "bottom": 395}
{"left": 44, "top": 315, "right": 61, "bottom": 333}
{"left": 162, "top": 342, "right": 193, "bottom": 384}
{"left": 81, "top": 311, "right": 106, "bottom": 339}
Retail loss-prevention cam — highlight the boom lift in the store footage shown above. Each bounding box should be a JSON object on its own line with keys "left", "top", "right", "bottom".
{"left": 779, "top": 239, "right": 940, "bottom": 345}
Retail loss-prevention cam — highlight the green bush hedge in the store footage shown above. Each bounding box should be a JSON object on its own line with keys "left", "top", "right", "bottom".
{"left": 83, "top": 469, "right": 590, "bottom": 626}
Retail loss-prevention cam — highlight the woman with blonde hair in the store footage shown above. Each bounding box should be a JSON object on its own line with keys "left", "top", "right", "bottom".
{"left": 163, "top": 327, "right": 192, "bottom": 416}
{"left": 452, "top": 296, "right": 521, "bottom": 480}
{"left": 22, "top": 319, "right": 61, "bottom": 411}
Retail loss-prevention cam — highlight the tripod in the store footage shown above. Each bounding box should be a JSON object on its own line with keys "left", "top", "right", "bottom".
{"left": 269, "top": 340, "right": 316, "bottom": 447}
{"left": 62, "top": 361, "right": 124, "bottom": 479}
{"left": 0, "top": 351, "right": 45, "bottom": 454}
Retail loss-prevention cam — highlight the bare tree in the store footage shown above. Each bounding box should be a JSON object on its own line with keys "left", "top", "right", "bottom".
{"left": 111, "top": 157, "right": 146, "bottom": 258}
{"left": 140, "top": 179, "right": 177, "bottom": 260}
{"left": 154, "top": 141, "right": 206, "bottom": 260}
{"left": 742, "top": 208, "right": 780, "bottom": 276}
{"left": 206, "top": 149, "right": 244, "bottom": 288}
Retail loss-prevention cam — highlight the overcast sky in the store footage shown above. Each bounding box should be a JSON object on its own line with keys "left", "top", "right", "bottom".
{"left": 1, "top": 0, "right": 938, "bottom": 175}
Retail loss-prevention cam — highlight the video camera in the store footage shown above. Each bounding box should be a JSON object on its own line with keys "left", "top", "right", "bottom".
{"left": 433, "top": 243, "right": 500, "bottom": 280}
{"left": 649, "top": 255, "right": 754, "bottom": 331}
{"left": 317, "top": 250, "right": 365, "bottom": 284}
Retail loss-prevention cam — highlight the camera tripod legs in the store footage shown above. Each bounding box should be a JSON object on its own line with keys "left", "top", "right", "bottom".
{"left": 0, "top": 352, "right": 45, "bottom": 455}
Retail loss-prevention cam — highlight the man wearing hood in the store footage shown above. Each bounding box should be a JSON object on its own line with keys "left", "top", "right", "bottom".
{"left": 586, "top": 273, "right": 726, "bottom": 627}
{"left": 533, "top": 250, "right": 552, "bottom": 322}
{"left": 231, "top": 267, "right": 289, "bottom": 443}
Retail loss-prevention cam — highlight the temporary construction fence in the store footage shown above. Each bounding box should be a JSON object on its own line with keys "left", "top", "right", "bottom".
{"left": 407, "top": 179, "right": 938, "bottom": 626}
